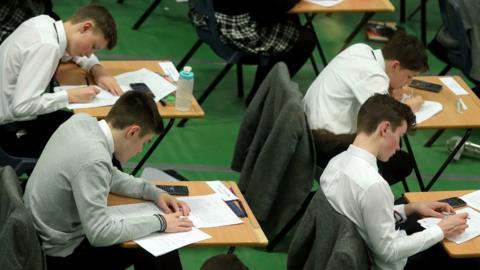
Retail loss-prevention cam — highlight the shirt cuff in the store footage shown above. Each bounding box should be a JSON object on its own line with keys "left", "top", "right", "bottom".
{"left": 53, "top": 89, "right": 69, "bottom": 107}
{"left": 394, "top": 204, "right": 407, "bottom": 223}
{"left": 428, "top": 225, "right": 444, "bottom": 243}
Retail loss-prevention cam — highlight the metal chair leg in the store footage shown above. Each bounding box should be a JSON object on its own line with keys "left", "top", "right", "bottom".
{"left": 237, "top": 64, "right": 244, "bottom": 98}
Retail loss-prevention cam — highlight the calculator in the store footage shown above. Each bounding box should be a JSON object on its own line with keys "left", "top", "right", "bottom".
{"left": 438, "top": 197, "right": 466, "bottom": 208}
{"left": 156, "top": 185, "right": 189, "bottom": 196}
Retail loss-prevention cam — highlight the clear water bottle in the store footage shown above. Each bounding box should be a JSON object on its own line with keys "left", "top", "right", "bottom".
{"left": 175, "top": 66, "right": 194, "bottom": 111}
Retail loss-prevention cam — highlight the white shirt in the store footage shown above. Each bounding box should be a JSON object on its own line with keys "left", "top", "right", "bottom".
{"left": 0, "top": 15, "right": 100, "bottom": 125}
{"left": 303, "top": 44, "right": 390, "bottom": 134}
{"left": 98, "top": 119, "right": 114, "bottom": 154}
{"left": 320, "top": 145, "right": 444, "bottom": 270}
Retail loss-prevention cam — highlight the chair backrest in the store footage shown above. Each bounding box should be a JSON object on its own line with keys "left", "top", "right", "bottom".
{"left": 231, "top": 62, "right": 316, "bottom": 240}
{"left": 188, "top": 0, "right": 245, "bottom": 63}
{"left": 0, "top": 146, "right": 37, "bottom": 176}
{"left": 287, "top": 189, "right": 371, "bottom": 270}
{"left": 0, "top": 166, "right": 46, "bottom": 270}
{"left": 437, "top": 0, "right": 472, "bottom": 74}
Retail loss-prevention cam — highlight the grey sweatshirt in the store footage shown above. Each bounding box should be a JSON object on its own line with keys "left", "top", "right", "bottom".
{"left": 24, "top": 113, "right": 163, "bottom": 257}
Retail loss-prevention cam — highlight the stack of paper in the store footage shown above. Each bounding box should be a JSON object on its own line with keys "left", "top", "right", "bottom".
{"left": 304, "top": 0, "right": 344, "bottom": 7}
{"left": 415, "top": 100, "right": 443, "bottom": 124}
{"left": 461, "top": 190, "right": 480, "bottom": 211}
{"left": 417, "top": 208, "right": 480, "bottom": 244}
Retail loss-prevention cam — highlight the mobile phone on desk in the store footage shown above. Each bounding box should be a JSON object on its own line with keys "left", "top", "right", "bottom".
{"left": 438, "top": 197, "right": 467, "bottom": 208}
{"left": 409, "top": 79, "right": 443, "bottom": 93}
{"left": 130, "top": 83, "right": 155, "bottom": 99}
{"left": 156, "top": 185, "right": 189, "bottom": 196}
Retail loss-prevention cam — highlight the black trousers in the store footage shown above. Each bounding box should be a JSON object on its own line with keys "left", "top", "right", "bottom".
{"left": 245, "top": 25, "right": 316, "bottom": 104}
{"left": 0, "top": 110, "right": 72, "bottom": 158}
{"left": 46, "top": 238, "right": 183, "bottom": 270}
{"left": 312, "top": 129, "right": 413, "bottom": 185}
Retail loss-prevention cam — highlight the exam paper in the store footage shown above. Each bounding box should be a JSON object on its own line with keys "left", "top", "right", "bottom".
{"left": 135, "top": 228, "right": 211, "bottom": 257}
{"left": 54, "top": 85, "right": 126, "bottom": 109}
{"left": 440, "top": 77, "right": 469, "bottom": 95}
{"left": 304, "top": 0, "right": 344, "bottom": 7}
{"left": 417, "top": 208, "right": 480, "bottom": 244}
{"left": 207, "top": 181, "right": 238, "bottom": 201}
{"left": 178, "top": 194, "right": 243, "bottom": 228}
{"left": 415, "top": 100, "right": 443, "bottom": 124}
{"left": 461, "top": 190, "right": 480, "bottom": 211}
{"left": 115, "top": 68, "right": 176, "bottom": 101}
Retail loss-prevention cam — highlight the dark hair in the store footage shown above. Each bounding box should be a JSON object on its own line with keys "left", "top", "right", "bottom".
{"left": 105, "top": 91, "right": 163, "bottom": 136}
{"left": 201, "top": 254, "right": 249, "bottom": 270}
{"left": 382, "top": 31, "right": 428, "bottom": 72}
{"left": 67, "top": 4, "right": 117, "bottom": 49}
{"left": 357, "top": 94, "right": 416, "bottom": 135}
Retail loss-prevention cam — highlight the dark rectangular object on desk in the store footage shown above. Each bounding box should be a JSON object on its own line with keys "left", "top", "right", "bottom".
{"left": 438, "top": 197, "right": 466, "bottom": 208}
{"left": 409, "top": 79, "right": 443, "bottom": 93}
{"left": 156, "top": 185, "right": 189, "bottom": 196}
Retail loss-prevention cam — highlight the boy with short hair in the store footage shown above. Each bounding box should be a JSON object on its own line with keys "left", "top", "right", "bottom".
{"left": 24, "top": 91, "right": 192, "bottom": 270}
{"left": 320, "top": 94, "right": 469, "bottom": 270}
{"left": 303, "top": 32, "right": 427, "bottom": 184}
{"left": 0, "top": 4, "right": 122, "bottom": 158}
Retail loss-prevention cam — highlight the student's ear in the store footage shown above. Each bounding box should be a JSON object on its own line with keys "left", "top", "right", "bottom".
{"left": 378, "top": 121, "right": 391, "bottom": 137}
{"left": 125, "top": 125, "right": 141, "bottom": 138}
{"left": 391, "top": 60, "right": 401, "bottom": 71}
{"left": 79, "top": 20, "right": 95, "bottom": 33}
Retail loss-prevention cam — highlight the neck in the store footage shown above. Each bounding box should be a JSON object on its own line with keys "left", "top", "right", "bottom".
{"left": 352, "top": 132, "right": 381, "bottom": 158}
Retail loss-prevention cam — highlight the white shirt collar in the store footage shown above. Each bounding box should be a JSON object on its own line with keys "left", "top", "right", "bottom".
{"left": 54, "top": 20, "right": 67, "bottom": 55}
{"left": 98, "top": 120, "right": 114, "bottom": 154}
{"left": 373, "top": 49, "right": 386, "bottom": 72}
{"left": 347, "top": 144, "right": 378, "bottom": 171}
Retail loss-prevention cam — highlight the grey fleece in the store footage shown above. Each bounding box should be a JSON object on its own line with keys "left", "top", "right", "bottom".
{"left": 24, "top": 113, "right": 163, "bottom": 257}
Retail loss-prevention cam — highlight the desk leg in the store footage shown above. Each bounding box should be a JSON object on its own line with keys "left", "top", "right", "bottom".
{"left": 304, "top": 14, "right": 328, "bottom": 67}
{"left": 176, "top": 39, "right": 203, "bottom": 71}
{"left": 227, "top": 246, "right": 236, "bottom": 254}
{"left": 340, "top": 12, "right": 375, "bottom": 52}
{"left": 131, "top": 118, "right": 175, "bottom": 176}
{"left": 132, "top": 0, "right": 163, "bottom": 30}
{"left": 424, "top": 129, "right": 445, "bottom": 147}
{"left": 400, "top": 0, "right": 406, "bottom": 23}
{"left": 421, "top": 0, "right": 427, "bottom": 44}
{"left": 403, "top": 136, "right": 426, "bottom": 191}
{"left": 424, "top": 129, "right": 472, "bottom": 191}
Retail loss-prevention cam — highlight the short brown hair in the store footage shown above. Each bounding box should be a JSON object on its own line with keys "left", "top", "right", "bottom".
{"left": 67, "top": 4, "right": 117, "bottom": 50}
{"left": 357, "top": 94, "right": 416, "bottom": 135}
{"left": 382, "top": 31, "right": 428, "bottom": 72}
{"left": 106, "top": 91, "right": 163, "bottom": 136}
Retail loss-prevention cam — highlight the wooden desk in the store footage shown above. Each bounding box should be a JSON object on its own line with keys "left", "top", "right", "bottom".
{"left": 57, "top": 60, "right": 205, "bottom": 176}
{"left": 108, "top": 181, "right": 268, "bottom": 248}
{"left": 290, "top": 0, "right": 395, "bottom": 65}
{"left": 404, "top": 190, "right": 480, "bottom": 258}
{"left": 402, "top": 76, "right": 480, "bottom": 191}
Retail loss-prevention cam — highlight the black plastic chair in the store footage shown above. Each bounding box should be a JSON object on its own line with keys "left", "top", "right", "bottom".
{"left": 0, "top": 147, "right": 36, "bottom": 176}
{"left": 425, "top": 0, "right": 477, "bottom": 147}
{"left": 176, "top": 0, "right": 272, "bottom": 127}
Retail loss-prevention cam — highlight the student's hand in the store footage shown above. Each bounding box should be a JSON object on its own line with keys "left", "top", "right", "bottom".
{"left": 406, "top": 201, "right": 454, "bottom": 218}
{"left": 404, "top": 95, "right": 424, "bottom": 113}
{"left": 390, "top": 88, "right": 404, "bottom": 101}
{"left": 67, "top": 86, "right": 100, "bottom": 103}
{"left": 156, "top": 193, "right": 191, "bottom": 216}
{"left": 90, "top": 64, "right": 123, "bottom": 96}
{"left": 438, "top": 213, "right": 468, "bottom": 238}
{"left": 163, "top": 212, "right": 193, "bottom": 233}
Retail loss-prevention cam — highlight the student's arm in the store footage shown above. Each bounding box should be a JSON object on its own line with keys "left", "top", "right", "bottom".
{"left": 12, "top": 43, "right": 69, "bottom": 118}
{"left": 352, "top": 74, "right": 389, "bottom": 104}
{"left": 360, "top": 182, "right": 444, "bottom": 263}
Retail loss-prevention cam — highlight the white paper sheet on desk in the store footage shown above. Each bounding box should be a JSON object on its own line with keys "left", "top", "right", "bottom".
{"left": 418, "top": 208, "right": 480, "bottom": 244}
{"left": 54, "top": 85, "right": 127, "bottom": 109}
{"left": 440, "top": 77, "right": 469, "bottom": 95}
{"left": 178, "top": 194, "right": 243, "bottom": 228}
{"left": 135, "top": 228, "right": 211, "bottom": 257}
{"left": 304, "top": 0, "right": 344, "bottom": 7}
{"left": 207, "top": 181, "right": 239, "bottom": 201}
{"left": 115, "top": 68, "right": 176, "bottom": 101}
{"left": 461, "top": 190, "right": 480, "bottom": 211}
{"left": 415, "top": 100, "right": 443, "bottom": 124}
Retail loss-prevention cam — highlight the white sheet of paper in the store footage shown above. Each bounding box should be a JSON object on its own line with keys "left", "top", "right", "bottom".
{"left": 304, "top": 0, "right": 344, "bottom": 7}
{"left": 417, "top": 208, "right": 480, "bottom": 244}
{"left": 135, "top": 228, "right": 211, "bottom": 257}
{"left": 415, "top": 100, "right": 443, "bottom": 124}
{"left": 440, "top": 77, "right": 469, "bottom": 95}
{"left": 55, "top": 85, "right": 125, "bottom": 109}
{"left": 206, "top": 181, "right": 239, "bottom": 201}
{"left": 461, "top": 190, "right": 480, "bottom": 211}
{"left": 178, "top": 194, "right": 243, "bottom": 228}
{"left": 159, "top": 61, "right": 180, "bottom": 82}
{"left": 115, "top": 68, "right": 176, "bottom": 101}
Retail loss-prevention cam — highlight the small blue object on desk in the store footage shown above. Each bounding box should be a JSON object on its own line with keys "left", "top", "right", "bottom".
{"left": 225, "top": 200, "right": 247, "bottom": 218}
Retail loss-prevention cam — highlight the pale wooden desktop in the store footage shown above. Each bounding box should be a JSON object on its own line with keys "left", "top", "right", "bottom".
{"left": 403, "top": 76, "right": 480, "bottom": 191}
{"left": 108, "top": 181, "right": 268, "bottom": 248}
{"left": 57, "top": 60, "right": 204, "bottom": 120}
{"left": 404, "top": 190, "right": 480, "bottom": 258}
{"left": 290, "top": 0, "right": 394, "bottom": 13}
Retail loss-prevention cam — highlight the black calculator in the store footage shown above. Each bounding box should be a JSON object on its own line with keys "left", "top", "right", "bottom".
{"left": 438, "top": 197, "right": 467, "bottom": 208}
{"left": 409, "top": 79, "right": 443, "bottom": 93}
{"left": 156, "top": 185, "right": 189, "bottom": 196}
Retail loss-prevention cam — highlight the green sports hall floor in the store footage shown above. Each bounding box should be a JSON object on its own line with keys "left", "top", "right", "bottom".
{"left": 53, "top": 0, "right": 480, "bottom": 269}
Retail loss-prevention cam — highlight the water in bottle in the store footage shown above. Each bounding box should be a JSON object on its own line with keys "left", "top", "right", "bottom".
{"left": 175, "top": 66, "right": 194, "bottom": 111}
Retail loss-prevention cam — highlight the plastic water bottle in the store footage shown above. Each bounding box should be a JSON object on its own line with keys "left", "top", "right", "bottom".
{"left": 175, "top": 66, "right": 194, "bottom": 111}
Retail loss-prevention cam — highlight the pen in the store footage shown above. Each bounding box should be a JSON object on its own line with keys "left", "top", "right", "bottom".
{"left": 229, "top": 187, "right": 248, "bottom": 217}
{"left": 85, "top": 76, "right": 90, "bottom": 86}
